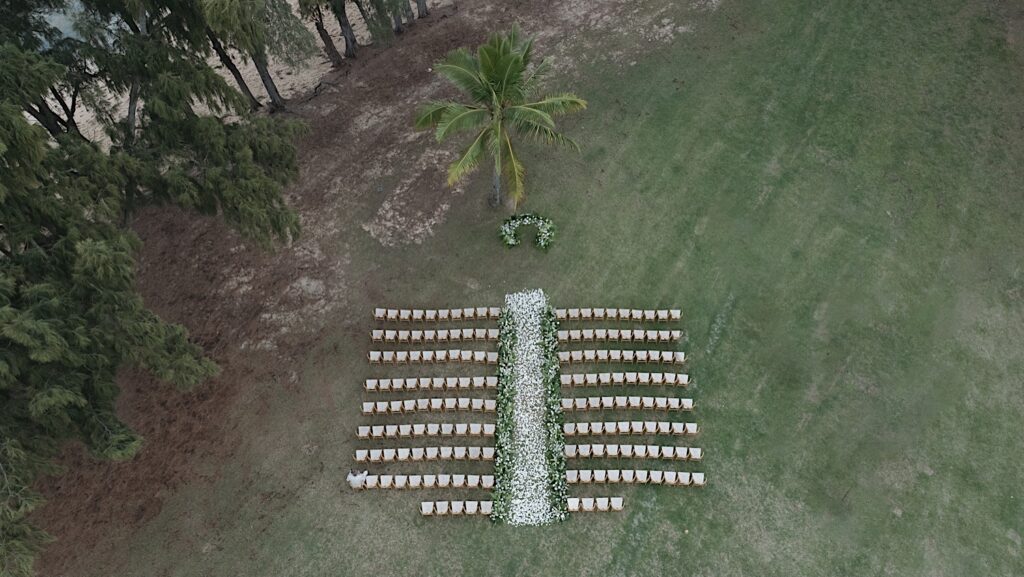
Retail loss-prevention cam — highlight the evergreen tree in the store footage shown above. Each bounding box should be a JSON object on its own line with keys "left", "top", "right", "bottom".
{"left": 0, "top": 1, "right": 305, "bottom": 573}
{"left": 322, "top": 0, "right": 359, "bottom": 59}
{"left": 298, "top": 0, "right": 345, "bottom": 67}
{"left": 202, "top": 0, "right": 317, "bottom": 110}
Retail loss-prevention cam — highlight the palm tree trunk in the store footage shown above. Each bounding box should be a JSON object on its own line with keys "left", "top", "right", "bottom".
{"left": 312, "top": 6, "right": 345, "bottom": 67}
{"left": 491, "top": 166, "right": 502, "bottom": 208}
{"left": 207, "top": 29, "right": 261, "bottom": 111}
{"left": 253, "top": 51, "right": 286, "bottom": 111}
{"left": 329, "top": 0, "right": 358, "bottom": 58}
{"left": 416, "top": 0, "right": 428, "bottom": 18}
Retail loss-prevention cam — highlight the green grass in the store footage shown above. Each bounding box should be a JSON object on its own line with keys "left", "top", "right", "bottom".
{"left": 55, "top": 0, "right": 1024, "bottom": 574}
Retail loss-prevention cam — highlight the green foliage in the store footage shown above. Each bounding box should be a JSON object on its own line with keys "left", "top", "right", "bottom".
{"left": 490, "top": 307, "right": 517, "bottom": 522}
{"left": 202, "top": 0, "right": 317, "bottom": 66}
{"left": 415, "top": 27, "right": 586, "bottom": 207}
{"left": 500, "top": 213, "right": 556, "bottom": 250}
{"left": 0, "top": 0, "right": 306, "bottom": 572}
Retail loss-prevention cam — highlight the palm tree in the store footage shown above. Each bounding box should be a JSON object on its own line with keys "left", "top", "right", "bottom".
{"left": 415, "top": 27, "right": 586, "bottom": 208}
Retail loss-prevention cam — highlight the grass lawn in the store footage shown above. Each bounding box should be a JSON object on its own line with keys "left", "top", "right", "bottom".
{"left": 44, "top": 0, "right": 1024, "bottom": 574}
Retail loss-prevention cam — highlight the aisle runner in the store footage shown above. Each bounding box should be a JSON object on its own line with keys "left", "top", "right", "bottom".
{"left": 500, "top": 290, "right": 560, "bottom": 525}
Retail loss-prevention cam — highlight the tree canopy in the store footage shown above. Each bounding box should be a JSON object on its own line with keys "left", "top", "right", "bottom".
{"left": 0, "top": 1, "right": 304, "bottom": 574}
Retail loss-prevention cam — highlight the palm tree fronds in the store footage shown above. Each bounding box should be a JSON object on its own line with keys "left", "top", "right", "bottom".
{"left": 436, "top": 48, "right": 490, "bottom": 102}
{"left": 435, "top": 105, "right": 490, "bottom": 141}
{"left": 506, "top": 106, "right": 556, "bottom": 130}
{"left": 502, "top": 131, "right": 526, "bottom": 206}
{"left": 447, "top": 127, "right": 491, "bottom": 186}
{"left": 510, "top": 117, "right": 581, "bottom": 152}
{"left": 522, "top": 57, "right": 551, "bottom": 94}
{"left": 521, "top": 93, "right": 588, "bottom": 117}
{"left": 414, "top": 101, "right": 454, "bottom": 130}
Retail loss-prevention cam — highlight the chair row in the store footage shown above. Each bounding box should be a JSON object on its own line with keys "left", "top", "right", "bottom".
{"left": 367, "top": 350, "right": 499, "bottom": 365}
{"left": 565, "top": 444, "right": 703, "bottom": 460}
{"left": 360, "top": 473, "right": 495, "bottom": 490}
{"left": 555, "top": 308, "right": 681, "bottom": 322}
{"left": 558, "top": 329, "right": 681, "bottom": 343}
{"left": 357, "top": 423, "right": 495, "bottom": 439}
{"left": 557, "top": 350, "right": 686, "bottom": 365}
{"left": 354, "top": 446, "right": 495, "bottom": 463}
{"left": 372, "top": 328, "right": 500, "bottom": 344}
{"left": 568, "top": 470, "right": 706, "bottom": 486}
{"left": 567, "top": 497, "right": 625, "bottom": 512}
{"left": 361, "top": 398, "right": 497, "bottom": 415}
{"left": 560, "top": 396, "right": 694, "bottom": 412}
{"left": 365, "top": 376, "right": 498, "bottom": 392}
{"left": 560, "top": 372, "right": 689, "bottom": 387}
{"left": 374, "top": 307, "right": 501, "bottom": 322}
{"left": 421, "top": 500, "right": 493, "bottom": 516}
{"left": 565, "top": 420, "right": 699, "bottom": 436}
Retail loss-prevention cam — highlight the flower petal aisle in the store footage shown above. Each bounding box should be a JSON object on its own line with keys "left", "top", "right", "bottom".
{"left": 492, "top": 289, "right": 567, "bottom": 525}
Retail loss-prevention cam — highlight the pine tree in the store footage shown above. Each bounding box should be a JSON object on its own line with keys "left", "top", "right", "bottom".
{"left": 298, "top": 0, "right": 345, "bottom": 66}
{"left": 0, "top": 1, "right": 306, "bottom": 573}
{"left": 202, "top": 0, "right": 318, "bottom": 111}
